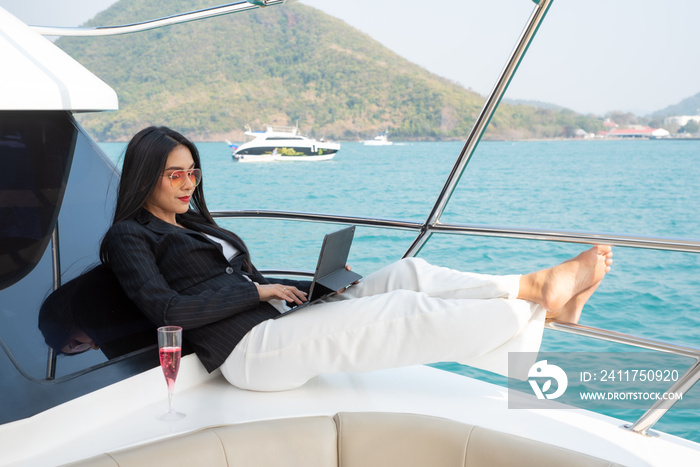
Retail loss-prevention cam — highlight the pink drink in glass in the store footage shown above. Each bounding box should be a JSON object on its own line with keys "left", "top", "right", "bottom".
{"left": 159, "top": 346, "right": 181, "bottom": 393}
{"left": 157, "top": 326, "right": 185, "bottom": 420}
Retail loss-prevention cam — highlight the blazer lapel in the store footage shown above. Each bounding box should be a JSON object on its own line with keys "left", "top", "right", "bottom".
{"left": 135, "top": 209, "right": 182, "bottom": 236}
{"left": 135, "top": 209, "right": 250, "bottom": 263}
{"left": 188, "top": 221, "right": 248, "bottom": 254}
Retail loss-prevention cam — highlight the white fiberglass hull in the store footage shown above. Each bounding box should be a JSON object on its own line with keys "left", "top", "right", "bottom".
{"left": 233, "top": 153, "right": 335, "bottom": 162}
{"left": 233, "top": 131, "right": 340, "bottom": 161}
{"left": 363, "top": 134, "right": 392, "bottom": 145}
{"left": 2, "top": 355, "right": 699, "bottom": 467}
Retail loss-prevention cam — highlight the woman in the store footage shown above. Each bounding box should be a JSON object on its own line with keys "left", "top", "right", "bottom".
{"left": 101, "top": 126, "right": 613, "bottom": 391}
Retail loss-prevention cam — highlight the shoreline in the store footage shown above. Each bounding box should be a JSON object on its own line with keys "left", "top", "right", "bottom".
{"left": 98, "top": 137, "right": 700, "bottom": 144}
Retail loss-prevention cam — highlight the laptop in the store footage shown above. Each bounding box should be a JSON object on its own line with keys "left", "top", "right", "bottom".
{"left": 274, "top": 226, "right": 362, "bottom": 318}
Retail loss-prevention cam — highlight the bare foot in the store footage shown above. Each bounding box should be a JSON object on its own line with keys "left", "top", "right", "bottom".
{"left": 546, "top": 280, "right": 602, "bottom": 324}
{"left": 519, "top": 245, "right": 612, "bottom": 317}
{"left": 545, "top": 246, "right": 613, "bottom": 324}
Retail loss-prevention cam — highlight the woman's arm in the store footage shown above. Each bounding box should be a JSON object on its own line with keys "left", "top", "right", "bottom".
{"left": 106, "top": 223, "right": 261, "bottom": 330}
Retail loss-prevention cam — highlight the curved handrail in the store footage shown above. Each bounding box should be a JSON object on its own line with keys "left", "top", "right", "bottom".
{"left": 29, "top": 1, "right": 291, "bottom": 37}
{"left": 430, "top": 221, "right": 700, "bottom": 253}
{"left": 211, "top": 209, "right": 700, "bottom": 253}
{"left": 546, "top": 322, "right": 700, "bottom": 360}
{"left": 212, "top": 210, "right": 423, "bottom": 231}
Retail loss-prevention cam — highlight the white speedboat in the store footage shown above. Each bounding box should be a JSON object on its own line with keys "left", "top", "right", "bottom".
{"left": 233, "top": 125, "right": 340, "bottom": 162}
{"left": 363, "top": 132, "right": 393, "bottom": 145}
{"left": 1, "top": 1, "right": 700, "bottom": 466}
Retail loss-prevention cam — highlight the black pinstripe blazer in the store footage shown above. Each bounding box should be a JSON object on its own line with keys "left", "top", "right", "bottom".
{"left": 105, "top": 209, "right": 310, "bottom": 372}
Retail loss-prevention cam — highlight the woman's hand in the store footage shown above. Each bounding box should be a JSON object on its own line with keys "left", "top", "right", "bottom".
{"left": 336, "top": 265, "right": 360, "bottom": 294}
{"left": 256, "top": 283, "right": 307, "bottom": 305}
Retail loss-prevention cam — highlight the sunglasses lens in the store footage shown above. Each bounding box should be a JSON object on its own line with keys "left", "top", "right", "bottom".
{"left": 170, "top": 169, "right": 202, "bottom": 188}
{"left": 190, "top": 169, "right": 202, "bottom": 187}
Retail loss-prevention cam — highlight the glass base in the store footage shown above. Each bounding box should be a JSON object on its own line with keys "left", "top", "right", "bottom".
{"left": 157, "top": 410, "right": 186, "bottom": 421}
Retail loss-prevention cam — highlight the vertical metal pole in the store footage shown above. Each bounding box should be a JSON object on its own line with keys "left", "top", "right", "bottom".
{"left": 46, "top": 224, "right": 61, "bottom": 380}
{"left": 404, "top": 0, "right": 554, "bottom": 258}
{"left": 624, "top": 358, "right": 700, "bottom": 436}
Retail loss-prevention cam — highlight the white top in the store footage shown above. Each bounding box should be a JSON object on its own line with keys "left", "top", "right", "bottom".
{"left": 0, "top": 7, "right": 118, "bottom": 111}
{"left": 203, "top": 233, "right": 240, "bottom": 261}
{"left": 204, "top": 233, "right": 287, "bottom": 313}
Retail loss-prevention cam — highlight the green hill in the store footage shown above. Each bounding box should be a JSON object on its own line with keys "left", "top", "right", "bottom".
{"left": 58, "top": 0, "right": 604, "bottom": 141}
{"left": 650, "top": 92, "right": 700, "bottom": 119}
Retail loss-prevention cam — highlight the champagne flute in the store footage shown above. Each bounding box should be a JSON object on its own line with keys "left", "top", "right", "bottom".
{"left": 157, "top": 326, "right": 185, "bottom": 420}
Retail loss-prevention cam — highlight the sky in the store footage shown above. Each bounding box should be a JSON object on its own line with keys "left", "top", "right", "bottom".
{"left": 2, "top": 0, "right": 699, "bottom": 116}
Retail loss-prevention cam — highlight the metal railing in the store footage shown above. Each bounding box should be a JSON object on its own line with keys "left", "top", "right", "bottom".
{"left": 548, "top": 322, "right": 700, "bottom": 436}
{"left": 212, "top": 210, "right": 700, "bottom": 254}
{"left": 212, "top": 208, "right": 700, "bottom": 437}
{"left": 404, "top": 0, "right": 554, "bottom": 259}
{"left": 30, "top": 1, "right": 292, "bottom": 37}
{"left": 210, "top": 0, "right": 700, "bottom": 439}
{"left": 46, "top": 225, "right": 61, "bottom": 380}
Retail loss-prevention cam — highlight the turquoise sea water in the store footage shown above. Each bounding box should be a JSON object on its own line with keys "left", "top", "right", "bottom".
{"left": 100, "top": 139, "right": 700, "bottom": 442}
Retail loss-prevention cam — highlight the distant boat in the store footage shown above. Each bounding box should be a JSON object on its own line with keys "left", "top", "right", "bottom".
{"left": 363, "top": 132, "right": 393, "bottom": 146}
{"left": 232, "top": 125, "right": 340, "bottom": 162}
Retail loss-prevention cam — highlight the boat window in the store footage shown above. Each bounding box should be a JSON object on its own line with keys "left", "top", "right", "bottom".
{"left": 0, "top": 111, "right": 75, "bottom": 291}
{"left": 266, "top": 136, "right": 304, "bottom": 140}
{"left": 0, "top": 112, "right": 157, "bottom": 382}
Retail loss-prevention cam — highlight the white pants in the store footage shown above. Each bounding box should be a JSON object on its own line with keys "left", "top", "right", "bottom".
{"left": 221, "top": 257, "right": 546, "bottom": 391}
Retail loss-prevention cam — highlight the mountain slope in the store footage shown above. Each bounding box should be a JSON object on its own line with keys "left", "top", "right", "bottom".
{"left": 650, "top": 92, "right": 700, "bottom": 119}
{"left": 58, "top": 0, "right": 602, "bottom": 141}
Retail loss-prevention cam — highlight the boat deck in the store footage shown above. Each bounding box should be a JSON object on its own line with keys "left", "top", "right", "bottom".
{"left": 2, "top": 355, "right": 698, "bottom": 466}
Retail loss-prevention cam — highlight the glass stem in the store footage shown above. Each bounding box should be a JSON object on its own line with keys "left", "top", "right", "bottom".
{"left": 168, "top": 389, "right": 174, "bottom": 413}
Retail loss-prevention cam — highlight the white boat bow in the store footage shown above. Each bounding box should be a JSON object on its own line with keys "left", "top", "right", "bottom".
{"left": 3, "top": 355, "right": 699, "bottom": 466}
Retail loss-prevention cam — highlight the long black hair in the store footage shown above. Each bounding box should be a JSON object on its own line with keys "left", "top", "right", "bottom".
{"left": 99, "top": 126, "right": 252, "bottom": 271}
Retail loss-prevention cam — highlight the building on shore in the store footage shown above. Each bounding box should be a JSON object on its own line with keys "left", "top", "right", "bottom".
{"left": 664, "top": 115, "right": 700, "bottom": 127}
{"left": 604, "top": 126, "right": 670, "bottom": 139}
